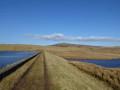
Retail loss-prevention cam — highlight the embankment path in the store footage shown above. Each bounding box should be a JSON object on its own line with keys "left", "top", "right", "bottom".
{"left": 1, "top": 51, "right": 113, "bottom": 90}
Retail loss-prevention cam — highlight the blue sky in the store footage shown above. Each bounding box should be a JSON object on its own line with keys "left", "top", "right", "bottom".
{"left": 0, "top": 0, "right": 120, "bottom": 46}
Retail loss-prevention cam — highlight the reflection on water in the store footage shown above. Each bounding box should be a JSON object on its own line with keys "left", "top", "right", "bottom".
{"left": 0, "top": 51, "right": 37, "bottom": 68}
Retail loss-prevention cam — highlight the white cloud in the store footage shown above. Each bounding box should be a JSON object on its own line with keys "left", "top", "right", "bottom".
{"left": 24, "top": 33, "right": 120, "bottom": 42}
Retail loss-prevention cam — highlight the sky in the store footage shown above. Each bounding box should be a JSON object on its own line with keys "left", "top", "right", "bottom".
{"left": 0, "top": 0, "right": 120, "bottom": 46}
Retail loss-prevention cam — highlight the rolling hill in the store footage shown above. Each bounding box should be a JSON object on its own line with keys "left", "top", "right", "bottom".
{"left": 0, "top": 43, "right": 120, "bottom": 59}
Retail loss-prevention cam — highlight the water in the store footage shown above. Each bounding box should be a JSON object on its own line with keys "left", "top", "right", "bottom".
{"left": 68, "top": 59, "right": 120, "bottom": 68}
{"left": 0, "top": 51, "right": 37, "bottom": 68}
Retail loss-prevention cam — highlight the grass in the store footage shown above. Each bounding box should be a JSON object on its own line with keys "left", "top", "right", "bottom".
{"left": 0, "top": 54, "right": 39, "bottom": 90}
{"left": 13, "top": 52, "right": 45, "bottom": 90}
{"left": 1, "top": 44, "right": 120, "bottom": 60}
{"left": 70, "top": 61, "right": 120, "bottom": 89}
{"left": 0, "top": 51, "right": 113, "bottom": 90}
{"left": 45, "top": 52, "right": 112, "bottom": 90}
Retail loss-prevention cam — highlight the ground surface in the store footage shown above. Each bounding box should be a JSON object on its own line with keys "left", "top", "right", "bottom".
{"left": 70, "top": 61, "right": 120, "bottom": 89}
{"left": 0, "top": 52, "right": 113, "bottom": 90}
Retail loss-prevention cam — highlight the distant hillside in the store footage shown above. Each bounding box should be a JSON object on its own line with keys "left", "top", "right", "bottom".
{"left": 1, "top": 44, "right": 120, "bottom": 59}
{"left": 50, "top": 43, "right": 120, "bottom": 55}
{"left": 50, "top": 43, "right": 102, "bottom": 48}
{"left": 0, "top": 44, "right": 43, "bottom": 51}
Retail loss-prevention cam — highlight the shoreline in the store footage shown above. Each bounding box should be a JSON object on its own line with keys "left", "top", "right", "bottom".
{"left": 65, "top": 57, "right": 120, "bottom": 60}
{"left": 0, "top": 52, "right": 39, "bottom": 81}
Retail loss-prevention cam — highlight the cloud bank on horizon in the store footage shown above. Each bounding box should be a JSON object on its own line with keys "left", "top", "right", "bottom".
{"left": 24, "top": 33, "right": 120, "bottom": 42}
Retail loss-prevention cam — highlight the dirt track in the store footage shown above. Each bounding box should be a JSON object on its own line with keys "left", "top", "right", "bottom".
{"left": 12, "top": 52, "right": 49, "bottom": 90}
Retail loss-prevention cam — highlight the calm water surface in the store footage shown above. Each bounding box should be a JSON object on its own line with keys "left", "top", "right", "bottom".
{"left": 0, "top": 51, "right": 37, "bottom": 68}
{"left": 68, "top": 59, "right": 120, "bottom": 68}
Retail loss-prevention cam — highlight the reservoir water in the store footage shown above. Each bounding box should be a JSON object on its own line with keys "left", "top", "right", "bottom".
{"left": 68, "top": 59, "right": 120, "bottom": 68}
{"left": 0, "top": 51, "right": 37, "bottom": 68}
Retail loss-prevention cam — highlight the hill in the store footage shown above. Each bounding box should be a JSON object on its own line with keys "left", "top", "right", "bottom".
{"left": 50, "top": 43, "right": 101, "bottom": 48}
{"left": 0, "top": 44, "right": 120, "bottom": 59}
{"left": 50, "top": 43, "right": 120, "bottom": 54}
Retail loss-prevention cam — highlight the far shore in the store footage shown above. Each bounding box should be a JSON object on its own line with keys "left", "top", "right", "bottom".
{"left": 1, "top": 44, "right": 120, "bottom": 60}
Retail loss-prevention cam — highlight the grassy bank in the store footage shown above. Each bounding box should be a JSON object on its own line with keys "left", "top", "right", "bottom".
{"left": 1, "top": 44, "right": 120, "bottom": 60}
{"left": 0, "top": 54, "right": 39, "bottom": 90}
{"left": 45, "top": 52, "right": 112, "bottom": 90}
{"left": 70, "top": 61, "right": 120, "bottom": 89}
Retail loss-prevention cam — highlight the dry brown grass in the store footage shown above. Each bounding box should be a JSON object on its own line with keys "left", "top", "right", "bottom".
{"left": 70, "top": 61, "right": 120, "bottom": 89}
{"left": 0, "top": 51, "right": 113, "bottom": 90}
{"left": 1, "top": 44, "right": 120, "bottom": 60}
{"left": 45, "top": 52, "right": 112, "bottom": 90}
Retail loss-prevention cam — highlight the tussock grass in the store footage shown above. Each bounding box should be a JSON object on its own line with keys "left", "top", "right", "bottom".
{"left": 70, "top": 61, "right": 120, "bottom": 89}
{"left": 0, "top": 54, "right": 39, "bottom": 90}
{"left": 45, "top": 52, "right": 112, "bottom": 90}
